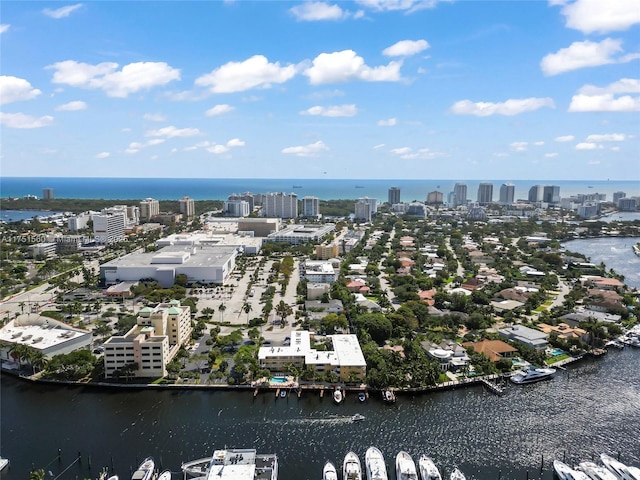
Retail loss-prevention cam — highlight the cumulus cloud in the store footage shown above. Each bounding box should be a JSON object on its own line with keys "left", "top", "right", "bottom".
{"left": 143, "top": 113, "right": 166, "bottom": 122}
{"left": 282, "top": 140, "right": 329, "bottom": 157}
{"left": 382, "top": 39, "right": 430, "bottom": 57}
{"left": 289, "top": 2, "right": 348, "bottom": 21}
{"left": 226, "top": 138, "right": 245, "bottom": 147}
{"left": 301, "top": 104, "right": 358, "bottom": 117}
{"left": 540, "top": 38, "right": 632, "bottom": 76}
{"left": 205, "top": 138, "right": 246, "bottom": 154}
{"left": 586, "top": 133, "right": 628, "bottom": 142}
{"left": 304, "top": 50, "right": 402, "bottom": 84}
{"left": 545, "top": 153, "right": 559, "bottom": 158}
{"left": 196, "top": 55, "right": 297, "bottom": 93}
{"left": 389, "top": 146, "right": 444, "bottom": 159}
{"left": 96, "top": 152, "right": 110, "bottom": 159}
{"left": 556, "top": 0, "right": 640, "bottom": 34}
{"left": 510, "top": 142, "right": 529, "bottom": 152}
{"left": 125, "top": 138, "right": 166, "bottom": 154}
{"left": 56, "top": 100, "right": 87, "bottom": 111}
{"left": 568, "top": 78, "right": 640, "bottom": 112}
{"left": 555, "top": 135, "right": 575, "bottom": 142}
{"left": 377, "top": 118, "right": 397, "bottom": 126}
{"left": 577, "top": 78, "right": 640, "bottom": 95}
{"left": 356, "top": 0, "right": 441, "bottom": 13}
{"left": 47, "top": 60, "right": 180, "bottom": 97}
{"left": 0, "top": 112, "right": 54, "bottom": 128}
{"left": 373, "top": 144, "right": 386, "bottom": 149}
{"left": 450, "top": 97, "right": 555, "bottom": 116}
{"left": 205, "top": 104, "right": 235, "bottom": 116}
{"left": 575, "top": 142, "right": 601, "bottom": 150}
{"left": 0, "top": 24, "right": 10, "bottom": 34}
{"left": 0, "top": 76, "right": 42, "bottom": 105}
{"left": 43, "top": 3, "right": 83, "bottom": 19}
{"left": 145, "top": 126, "right": 201, "bottom": 138}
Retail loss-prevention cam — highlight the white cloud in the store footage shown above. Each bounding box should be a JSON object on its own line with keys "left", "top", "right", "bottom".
{"left": 389, "top": 146, "right": 444, "bottom": 159}
{"left": 282, "top": 140, "right": 329, "bottom": 157}
{"left": 510, "top": 142, "right": 529, "bottom": 152}
{"left": 304, "top": 50, "right": 402, "bottom": 84}
{"left": 0, "top": 76, "right": 42, "bottom": 105}
{"left": 569, "top": 94, "right": 640, "bottom": 112}
{"left": 587, "top": 160, "right": 601, "bottom": 165}
{"left": 47, "top": 60, "right": 180, "bottom": 97}
{"left": 450, "top": 97, "right": 555, "bottom": 116}
{"left": 145, "top": 126, "right": 201, "bottom": 138}
{"left": 0, "top": 24, "right": 10, "bottom": 34}
{"left": 56, "top": 100, "right": 87, "bottom": 111}
{"left": 289, "top": 2, "right": 347, "bottom": 21}
{"left": 533, "top": 141, "right": 545, "bottom": 146}
{"left": 377, "top": 118, "right": 397, "bottom": 126}
{"left": 226, "top": 138, "right": 245, "bottom": 147}
{"left": 586, "top": 133, "right": 627, "bottom": 142}
{"left": 207, "top": 144, "right": 229, "bottom": 154}
{"left": 125, "top": 138, "right": 166, "bottom": 154}
{"left": 143, "top": 113, "right": 166, "bottom": 122}
{"left": 610, "top": 146, "right": 621, "bottom": 151}
{"left": 557, "top": 0, "right": 640, "bottom": 34}
{"left": 578, "top": 78, "right": 640, "bottom": 95}
{"left": 0, "top": 112, "right": 54, "bottom": 128}
{"left": 382, "top": 39, "right": 430, "bottom": 57}
{"left": 301, "top": 104, "right": 358, "bottom": 117}
{"left": 96, "top": 152, "right": 110, "bottom": 159}
{"left": 356, "top": 0, "right": 441, "bottom": 13}
{"left": 43, "top": 3, "right": 83, "bottom": 19}
{"left": 555, "top": 135, "right": 575, "bottom": 142}
{"left": 545, "top": 153, "right": 559, "bottom": 158}
{"left": 373, "top": 144, "right": 386, "bottom": 149}
{"left": 575, "top": 142, "right": 601, "bottom": 150}
{"left": 196, "top": 55, "right": 297, "bottom": 93}
{"left": 205, "top": 104, "right": 235, "bottom": 116}
{"left": 205, "top": 138, "right": 245, "bottom": 154}
{"left": 540, "top": 38, "right": 632, "bottom": 76}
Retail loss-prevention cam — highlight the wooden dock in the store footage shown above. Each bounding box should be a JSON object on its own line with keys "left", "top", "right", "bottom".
{"left": 480, "top": 378, "right": 505, "bottom": 395}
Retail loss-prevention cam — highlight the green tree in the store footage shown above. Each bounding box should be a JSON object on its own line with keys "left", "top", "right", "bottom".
{"left": 275, "top": 300, "right": 293, "bottom": 325}
{"left": 354, "top": 313, "right": 393, "bottom": 344}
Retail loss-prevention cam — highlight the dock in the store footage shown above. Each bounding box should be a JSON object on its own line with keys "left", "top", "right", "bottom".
{"left": 480, "top": 378, "right": 505, "bottom": 395}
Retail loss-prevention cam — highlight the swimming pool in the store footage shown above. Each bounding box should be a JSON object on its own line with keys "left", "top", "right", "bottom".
{"left": 270, "top": 376, "right": 288, "bottom": 383}
{"left": 551, "top": 348, "right": 566, "bottom": 356}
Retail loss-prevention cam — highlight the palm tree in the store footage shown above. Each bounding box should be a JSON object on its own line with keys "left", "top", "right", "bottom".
{"left": 274, "top": 300, "right": 293, "bottom": 326}
{"left": 18, "top": 301, "right": 25, "bottom": 315}
{"left": 218, "top": 303, "right": 226, "bottom": 322}
{"left": 243, "top": 302, "right": 253, "bottom": 325}
{"left": 29, "top": 349, "right": 47, "bottom": 375}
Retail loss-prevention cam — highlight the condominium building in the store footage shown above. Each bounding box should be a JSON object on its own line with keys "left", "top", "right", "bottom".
{"left": 453, "top": 183, "right": 468, "bottom": 207}
{"left": 42, "top": 188, "right": 54, "bottom": 200}
{"left": 140, "top": 198, "right": 160, "bottom": 222}
{"left": 426, "top": 191, "right": 443, "bottom": 205}
{"left": 266, "top": 224, "right": 335, "bottom": 245}
{"left": 68, "top": 212, "right": 93, "bottom": 231}
{"left": 315, "top": 243, "right": 339, "bottom": 260}
{"left": 543, "top": 185, "right": 560, "bottom": 204}
{"left": 93, "top": 211, "right": 126, "bottom": 244}
{"left": 223, "top": 199, "right": 250, "bottom": 217}
{"left": 301, "top": 196, "right": 320, "bottom": 217}
{"left": 263, "top": 192, "right": 298, "bottom": 218}
{"left": 357, "top": 197, "right": 378, "bottom": 215}
{"left": 618, "top": 197, "right": 638, "bottom": 211}
{"left": 228, "top": 192, "right": 255, "bottom": 211}
{"left": 354, "top": 199, "right": 372, "bottom": 222}
{"left": 613, "top": 191, "right": 626, "bottom": 204}
{"left": 499, "top": 183, "right": 515, "bottom": 205}
{"left": 528, "top": 185, "right": 544, "bottom": 203}
{"left": 477, "top": 183, "right": 494, "bottom": 205}
{"left": 178, "top": 196, "right": 195, "bottom": 220}
{"left": 388, "top": 187, "right": 401, "bottom": 205}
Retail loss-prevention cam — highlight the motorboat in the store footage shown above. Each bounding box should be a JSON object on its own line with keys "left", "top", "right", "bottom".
{"left": 510, "top": 366, "right": 556, "bottom": 385}
{"left": 554, "top": 460, "right": 590, "bottom": 480}
{"left": 418, "top": 455, "right": 442, "bottom": 480}
{"left": 601, "top": 454, "right": 640, "bottom": 480}
{"left": 449, "top": 467, "right": 466, "bottom": 480}
{"left": 382, "top": 390, "right": 396, "bottom": 404}
{"left": 344, "top": 451, "right": 363, "bottom": 480}
{"left": 280, "top": 390, "right": 287, "bottom": 398}
{"left": 628, "top": 467, "right": 640, "bottom": 480}
{"left": 352, "top": 413, "right": 365, "bottom": 422}
{"left": 182, "top": 448, "right": 278, "bottom": 480}
{"left": 577, "top": 461, "right": 618, "bottom": 480}
{"left": 0, "top": 457, "right": 8, "bottom": 472}
{"left": 365, "top": 446, "right": 388, "bottom": 480}
{"left": 334, "top": 388, "right": 344, "bottom": 404}
{"left": 131, "top": 457, "right": 154, "bottom": 480}
{"left": 156, "top": 471, "right": 171, "bottom": 480}
{"left": 324, "top": 460, "right": 339, "bottom": 480}
{"left": 358, "top": 392, "right": 367, "bottom": 402}
{"left": 395, "top": 451, "right": 418, "bottom": 480}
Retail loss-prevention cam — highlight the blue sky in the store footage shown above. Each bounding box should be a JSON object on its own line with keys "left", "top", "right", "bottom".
{"left": 1, "top": 0, "right": 639, "bottom": 180}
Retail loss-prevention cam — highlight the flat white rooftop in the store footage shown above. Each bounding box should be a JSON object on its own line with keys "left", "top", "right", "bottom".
{"left": 0, "top": 316, "right": 90, "bottom": 353}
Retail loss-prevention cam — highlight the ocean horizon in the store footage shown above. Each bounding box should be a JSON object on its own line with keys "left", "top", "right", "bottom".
{"left": 1, "top": 177, "right": 639, "bottom": 203}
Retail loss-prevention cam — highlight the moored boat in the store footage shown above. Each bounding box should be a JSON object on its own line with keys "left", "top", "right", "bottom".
{"left": 0, "top": 457, "right": 8, "bottom": 472}
{"left": 344, "top": 451, "right": 363, "bottom": 480}
{"left": 156, "top": 471, "right": 171, "bottom": 480}
{"left": 352, "top": 413, "right": 365, "bottom": 422}
{"left": 510, "top": 366, "right": 556, "bottom": 385}
{"left": 334, "top": 388, "right": 344, "bottom": 404}
{"left": 359, "top": 392, "right": 367, "bottom": 402}
{"left": 418, "top": 455, "right": 442, "bottom": 480}
{"left": 577, "top": 461, "right": 618, "bottom": 480}
{"left": 131, "top": 457, "right": 154, "bottom": 480}
{"left": 382, "top": 390, "right": 396, "bottom": 404}
{"left": 554, "top": 460, "right": 589, "bottom": 480}
{"left": 182, "top": 448, "right": 278, "bottom": 480}
{"left": 324, "top": 460, "right": 338, "bottom": 480}
{"left": 365, "top": 446, "right": 388, "bottom": 480}
{"left": 601, "top": 454, "right": 640, "bottom": 480}
{"left": 449, "top": 467, "right": 465, "bottom": 480}
{"left": 395, "top": 451, "right": 418, "bottom": 480}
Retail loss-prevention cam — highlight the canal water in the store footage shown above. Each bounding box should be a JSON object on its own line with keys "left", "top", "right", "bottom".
{"left": 1, "top": 347, "right": 639, "bottom": 480}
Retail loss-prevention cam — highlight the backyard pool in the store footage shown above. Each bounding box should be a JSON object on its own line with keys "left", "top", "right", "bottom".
{"left": 270, "top": 376, "right": 288, "bottom": 383}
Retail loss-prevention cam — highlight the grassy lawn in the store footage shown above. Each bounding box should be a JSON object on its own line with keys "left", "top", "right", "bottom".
{"left": 546, "top": 354, "right": 571, "bottom": 364}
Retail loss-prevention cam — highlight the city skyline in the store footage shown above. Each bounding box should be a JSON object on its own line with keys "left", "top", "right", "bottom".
{"left": 1, "top": 1, "right": 639, "bottom": 180}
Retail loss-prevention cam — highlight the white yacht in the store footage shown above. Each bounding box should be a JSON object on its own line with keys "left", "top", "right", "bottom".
{"left": 418, "top": 456, "right": 442, "bottom": 480}
{"left": 334, "top": 388, "right": 344, "bottom": 404}
{"left": 181, "top": 448, "right": 278, "bottom": 480}
{"left": 395, "top": 451, "right": 418, "bottom": 480}
{"left": 510, "top": 366, "right": 556, "bottom": 384}
{"left": 156, "top": 472, "right": 171, "bottom": 480}
{"left": 554, "top": 460, "right": 590, "bottom": 480}
{"left": 324, "top": 461, "right": 338, "bottom": 480}
{"left": 131, "top": 458, "right": 155, "bottom": 480}
{"left": 365, "top": 447, "right": 388, "bottom": 480}
{"left": 577, "top": 461, "right": 618, "bottom": 480}
{"left": 449, "top": 468, "right": 465, "bottom": 480}
{"left": 601, "top": 454, "right": 640, "bottom": 480}
{"left": 344, "top": 451, "right": 363, "bottom": 480}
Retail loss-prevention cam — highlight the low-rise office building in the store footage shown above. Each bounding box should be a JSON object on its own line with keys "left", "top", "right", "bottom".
{"left": 266, "top": 224, "right": 334, "bottom": 245}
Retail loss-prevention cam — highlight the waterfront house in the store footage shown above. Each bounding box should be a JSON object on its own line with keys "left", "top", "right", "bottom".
{"left": 498, "top": 325, "right": 548, "bottom": 350}
{"left": 538, "top": 323, "right": 589, "bottom": 343}
{"left": 462, "top": 339, "right": 518, "bottom": 362}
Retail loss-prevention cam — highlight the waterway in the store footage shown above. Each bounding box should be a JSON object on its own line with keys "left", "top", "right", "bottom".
{"left": 1, "top": 346, "right": 639, "bottom": 480}
{"left": 563, "top": 236, "right": 640, "bottom": 289}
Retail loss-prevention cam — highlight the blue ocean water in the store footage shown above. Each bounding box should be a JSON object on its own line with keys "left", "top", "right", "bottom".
{"left": 1, "top": 177, "right": 638, "bottom": 202}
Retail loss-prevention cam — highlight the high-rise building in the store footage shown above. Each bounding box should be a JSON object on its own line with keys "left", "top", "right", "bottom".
{"left": 477, "top": 183, "right": 494, "bottom": 205}
{"left": 426, "top": 191, "right": 443, "bottom": 204}
{"left": 301, "top": 196, "right": 320, "bottom": 217}
{"left": 543, "top": 185, "right": 560, "bottom": 204}
{"left": 613, "top": 191, "right": 626, "bottom": 204}
{"left": 93, "top": 212, "right": 126, "bottom": 244}
{"left": 499, "top": 183, "right": 515, "bottom": 205}
{"left": 528, "top": 185, "right": 543, "bottom": 203}
{"left": 228, "top": 192, "right": 255, "bottom": 212}
{"left": 354, "top": 199, "right": 372, "bottom": 222}
{"left": 42, "top": 188, "right": 54, "bottom": 200}
{"left": 263, "top": 192, "right": 298, "bottom": 218}
{"left": 223, "top": 200, "right": 250, "bottom": 217}
{"left": 618, "top": 198, "right": 637, "bottom": 211}
{"left": 140, "top": 198, "right": 160, "bottom": 222}
{"left": 453, "top": 183, "right": 467, "bottom": 207}
{"left": 357, "top": 197, "right": 378, "bottom": 215}
{"left": 388, "top": 187, "right": 401, "bottom": 205}
{"left": 178, "top": 196, "right": 195, "bottom": 220}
